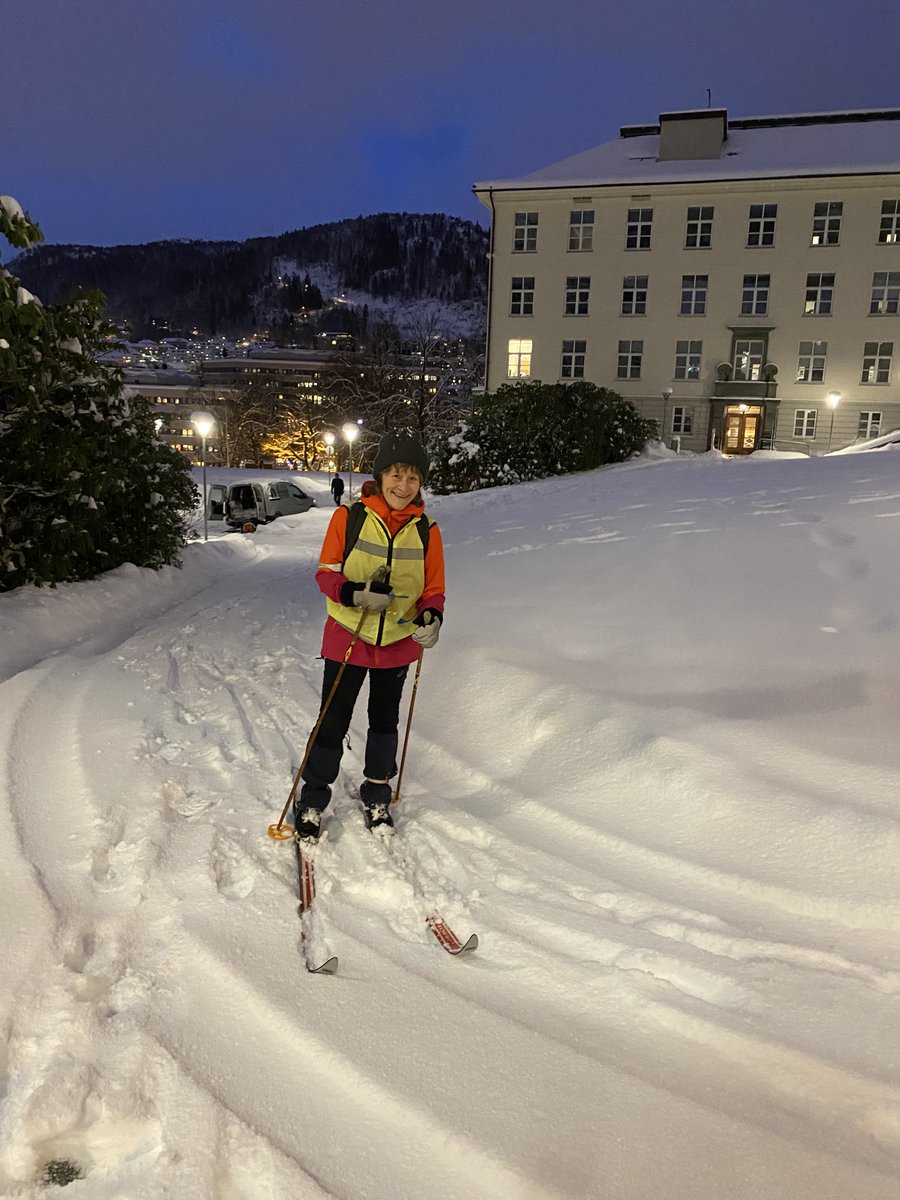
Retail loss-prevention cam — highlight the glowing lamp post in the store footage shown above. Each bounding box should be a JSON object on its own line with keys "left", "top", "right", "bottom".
{"left": 342, "top": 422, "right": 359, "bottom": 501}
{"left": 190, "top": 409, "right": 215, "bottom": 542}
{"left": 323, "top": 430, "right": 335, "bottom": 471}
{"left": 826, "top": 391, "right": 841, "bottom": 453}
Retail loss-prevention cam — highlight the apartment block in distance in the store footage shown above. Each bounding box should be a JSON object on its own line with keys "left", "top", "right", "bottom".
{"left": 473, "top": 108, "right": 900, "bottom": 454}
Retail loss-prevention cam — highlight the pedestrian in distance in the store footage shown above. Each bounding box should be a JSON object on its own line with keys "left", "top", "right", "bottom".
{"left": 330, "top": 474, "right": 345, "bottom": 505}
{"left": 294, "top": 432, "right": 445, "bottom": 841}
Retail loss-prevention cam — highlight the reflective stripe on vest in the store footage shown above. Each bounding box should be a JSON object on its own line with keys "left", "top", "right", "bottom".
{"left": 326, "top": 509, "right": 426, "bottom": 646}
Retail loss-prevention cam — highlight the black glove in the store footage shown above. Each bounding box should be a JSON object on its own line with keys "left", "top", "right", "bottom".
{"left": 340, "top": 577, "right": 392, "bottom": 611}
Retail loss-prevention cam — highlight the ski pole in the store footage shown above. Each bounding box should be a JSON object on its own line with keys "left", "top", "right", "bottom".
{"left": 392, "top": 646, "right": 424, "bottom": 807}
{"left": 268, "top": 567, "right": 388, "bottom": 840}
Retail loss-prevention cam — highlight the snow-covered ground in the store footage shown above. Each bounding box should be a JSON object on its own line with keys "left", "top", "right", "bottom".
{"left": 2, "top": 448, "right": 900, "bottom": 1199}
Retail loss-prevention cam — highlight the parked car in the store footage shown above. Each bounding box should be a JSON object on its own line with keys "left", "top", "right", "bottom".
{"left": 207, "top": 479, "right": 317, "bottom": 529}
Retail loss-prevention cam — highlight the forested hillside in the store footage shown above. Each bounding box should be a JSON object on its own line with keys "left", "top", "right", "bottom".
{"left": 8, "top": 213, "right": 488, "bottom": 339}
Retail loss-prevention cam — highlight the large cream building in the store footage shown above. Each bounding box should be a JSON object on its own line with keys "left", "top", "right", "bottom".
{"left": 473, "top": 108, "right": 900, "bottom": 454}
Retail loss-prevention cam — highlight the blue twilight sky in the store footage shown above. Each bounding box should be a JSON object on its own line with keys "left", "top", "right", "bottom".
{"left": 2, "top": 0, "right": 899, "bottom": 247}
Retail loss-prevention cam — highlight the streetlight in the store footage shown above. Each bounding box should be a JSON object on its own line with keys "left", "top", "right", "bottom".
{"left": 190, "top": 409, "right": 215, "bottom": 542}
{"left": 323, "top": 430, "right": 335, "bottom": 472}
{"left": 661, "top": 388, "right": 672, "bottom": 443}
{"left": 826, "top": 391, "right": 841, "bottom": 453}
{"left": 342, "top": 422, "right": 359, "bottom": 501}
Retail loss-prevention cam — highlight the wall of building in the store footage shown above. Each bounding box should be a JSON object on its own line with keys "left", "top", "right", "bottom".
{"left": 484, "top": 172, "right": 900, "bottom": 453}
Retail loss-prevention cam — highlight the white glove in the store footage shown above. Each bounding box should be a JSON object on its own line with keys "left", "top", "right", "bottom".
{"left": 353, "top": 579, "right": 392, "bottom": 612}
{"left": 412, "top": 609, "right": 441, "bottom": 648}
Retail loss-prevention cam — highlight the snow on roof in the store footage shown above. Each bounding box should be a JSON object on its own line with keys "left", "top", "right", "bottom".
{"left": 473, "top": 109, "right": 900, "bottom": 193}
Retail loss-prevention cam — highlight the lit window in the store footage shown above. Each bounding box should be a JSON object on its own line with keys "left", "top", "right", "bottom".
{"left": 507, "top": 338, "right": 532, "bottom": 378}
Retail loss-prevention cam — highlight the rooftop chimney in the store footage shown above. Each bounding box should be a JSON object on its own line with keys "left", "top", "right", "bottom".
{"left": 657, "top": 109, "right": 728, "bottom": 161}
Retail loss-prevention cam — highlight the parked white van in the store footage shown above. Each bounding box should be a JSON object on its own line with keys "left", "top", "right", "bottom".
{"left": 208, "top": 480, "right": 317, "bottom": 529}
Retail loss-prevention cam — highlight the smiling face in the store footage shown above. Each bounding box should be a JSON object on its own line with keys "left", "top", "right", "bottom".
{"left": 379, "top": 462, "right": 423, "bottom": 510}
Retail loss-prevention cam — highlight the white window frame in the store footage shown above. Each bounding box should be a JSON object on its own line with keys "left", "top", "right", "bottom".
{"left": 674, "top": 340, "right": 702, "bottom": 380}
{"left": 617, "top": 339, "right": 643, "bottom": 379}
{"left": 741, "top": 274, "right": 770, "bottom": 316}
{"left": 672, "top": 406, "right": 694, "bottom": 434}
{"left": 513, "top": 212, "right": 539, "bottom": 253}
{"left": 869, "top": 272, "right": 900, "bottom": 315}
{"left": 794, "top": 409, "right": 818, "bottom": 438}
{"left": 507, "top": 338, "right": 533, "bottom": 378}
{"left": 804, "top": 272, "right": 834, "bottom": 316}
{"left": 680, "top": 274, "right": 708, "bottom": 315}
{"left": 510, "top": 276, "right": 535, "bottom": 316}
{"left": 564, "top": 276, "right": 590, "bottom": 316}
{"left": 732, "top": 338, "right": 765, "bottom": 381}
{"left": 878, "top": 200, "right": 900, "bottom": 244}
{"left": 796, "top": 340, "right": 828, "bottom": 383}
{"left": 858, "top": 411, "right": 882, "bottom": 439}
{"left": 621, "top": 275, "right": 648, "bottom": 315}
{"left": 811, "top": 201, "right": 843, "bottom": 246}
{"left": 861, "top": 341, "right": 893, "bottom": 383}
{"left": 560, "top": 339, "right": 586, "bottom": 379}
{"left": 685, "top": 205, "right": 713, "bottom": 249}
{"left": 568, "top": 210, "right": 594, "bottom": 252}
{"left": 747, "top": 203, "right": 777, "bottom": 247}
{"left": 625, "top": 208, "right": 653, "bottom": 250}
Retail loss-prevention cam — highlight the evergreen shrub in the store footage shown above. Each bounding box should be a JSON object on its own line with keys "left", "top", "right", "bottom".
{"left": 428, "top": 380, "right": 657, "bottom": 494}
{"left": 1, "top": 196, "right": 197, "bottom": 592}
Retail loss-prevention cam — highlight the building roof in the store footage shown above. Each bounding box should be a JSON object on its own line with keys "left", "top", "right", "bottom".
{"left": 473, "top": 109, "right": 900, "bottom": 194}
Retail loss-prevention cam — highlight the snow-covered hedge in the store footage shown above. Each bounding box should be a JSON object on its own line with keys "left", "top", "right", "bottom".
{"left": 428, "top": 380, "right": 657, "bottom": 494}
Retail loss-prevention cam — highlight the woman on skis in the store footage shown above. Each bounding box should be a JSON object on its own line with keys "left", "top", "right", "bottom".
{"left": 293, "top": 432, "right": 445, "bottom": 840}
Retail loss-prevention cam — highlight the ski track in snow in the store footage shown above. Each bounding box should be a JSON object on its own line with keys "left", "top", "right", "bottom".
{"left": 2, "top": 460, "right": 900, "bottom": 1198}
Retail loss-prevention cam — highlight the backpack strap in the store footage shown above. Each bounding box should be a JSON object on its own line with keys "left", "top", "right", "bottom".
{"left": 341, "top": 501, "right": 368, "bottom": 569}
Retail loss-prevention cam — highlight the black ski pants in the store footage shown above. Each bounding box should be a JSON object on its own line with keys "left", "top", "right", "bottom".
{"left": 300, "top": 659, "right": 409, "bottom": 811}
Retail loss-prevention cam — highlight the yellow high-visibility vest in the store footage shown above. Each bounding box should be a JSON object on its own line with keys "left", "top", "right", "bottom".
{"left": 326, "top": 508, "right": 429, "bottom": 646}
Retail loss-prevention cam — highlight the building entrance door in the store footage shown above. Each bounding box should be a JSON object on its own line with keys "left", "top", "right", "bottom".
{"left": 723, "top": 406, "right": 761, "bottom": 454}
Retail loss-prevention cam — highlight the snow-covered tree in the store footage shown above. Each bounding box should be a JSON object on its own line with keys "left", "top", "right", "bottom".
{"left": 428, "top": 380, "right": 658, "bottom": 494}
{"left": 0, "top": 195, "right": 197, "bottom": 592}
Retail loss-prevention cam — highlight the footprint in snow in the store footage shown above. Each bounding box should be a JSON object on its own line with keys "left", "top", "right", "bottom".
{"left": 211, "top": 832, "right": 257, "bottom": 899}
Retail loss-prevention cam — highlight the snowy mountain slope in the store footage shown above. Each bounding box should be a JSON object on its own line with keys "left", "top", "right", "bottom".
{"left": 1, "top": 453, "right": 900, "bottom": 1198}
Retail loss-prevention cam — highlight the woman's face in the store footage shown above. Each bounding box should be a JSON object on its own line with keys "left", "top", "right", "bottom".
{"left": 381, "top": 464, "right": 422, "bottom": 510}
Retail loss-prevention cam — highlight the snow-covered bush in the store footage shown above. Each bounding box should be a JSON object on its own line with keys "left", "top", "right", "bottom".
{"left": 428, "top": 380, "right": 657, "bottom": 494}
{"left": 0, "top": 196, "right": 198, "bottom": 592}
